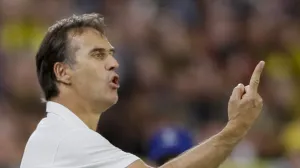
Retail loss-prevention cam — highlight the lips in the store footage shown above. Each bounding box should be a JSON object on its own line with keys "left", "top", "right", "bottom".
{"left": 110, "top": 75, "right": 120, "bottom": 89}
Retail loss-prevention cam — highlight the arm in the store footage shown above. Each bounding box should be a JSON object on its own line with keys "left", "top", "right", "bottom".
{"left": 130, "top": 121, "right": 248, "bottom": 168}
{"left": 129, "top": 61, "right": 265, "bottom": 168}
{"left": 159, "top": 121, "right": 247, "bottom": 168}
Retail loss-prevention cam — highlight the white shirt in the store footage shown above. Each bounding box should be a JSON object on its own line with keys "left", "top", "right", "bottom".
{"left": 20, "top": 101, "right": 139, "bottom": 168}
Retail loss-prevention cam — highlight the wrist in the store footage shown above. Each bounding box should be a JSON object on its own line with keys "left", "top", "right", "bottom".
{"left": 222, "top": 120, "right": 249, "bottom": 140}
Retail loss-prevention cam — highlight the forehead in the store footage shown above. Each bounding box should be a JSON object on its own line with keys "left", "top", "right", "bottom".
{"left": 68, "top": 27, "right": 113, "bottom": 51}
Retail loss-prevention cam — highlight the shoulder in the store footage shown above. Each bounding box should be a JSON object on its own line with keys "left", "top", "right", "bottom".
{"left": 56, "top": 128, "right": 108, "bottom": 153}
{"left": 53, "top": 129, "right": 140, "bottom": 167}
{"left": 63, "top": 128, "right": 110, "bottom": 145}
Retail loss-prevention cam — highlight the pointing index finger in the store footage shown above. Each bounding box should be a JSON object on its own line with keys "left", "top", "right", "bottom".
{"left": 249, "top": 61, "right": 265, "bottom": 93}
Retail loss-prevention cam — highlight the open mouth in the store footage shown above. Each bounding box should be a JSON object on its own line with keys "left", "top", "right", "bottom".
{"left": 110, "top": 75, "right": 120, "bottom": 89}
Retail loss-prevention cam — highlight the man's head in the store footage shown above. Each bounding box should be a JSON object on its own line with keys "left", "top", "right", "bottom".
{"left": 36, "top": 13, "right": 120, "bottom": 110}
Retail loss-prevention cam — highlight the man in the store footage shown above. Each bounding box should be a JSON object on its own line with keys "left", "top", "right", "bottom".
{"left": 21, "top": 13, "right": 265, "bottom": 168}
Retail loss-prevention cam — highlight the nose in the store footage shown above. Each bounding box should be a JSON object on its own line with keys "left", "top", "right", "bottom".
{"left": 106, "top": 56, "right": 119, "bottom": 71}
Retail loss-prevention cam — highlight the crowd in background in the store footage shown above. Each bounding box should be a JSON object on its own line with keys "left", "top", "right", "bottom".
{"left": 1, "top": 0, "right": 300, "bottom": 167}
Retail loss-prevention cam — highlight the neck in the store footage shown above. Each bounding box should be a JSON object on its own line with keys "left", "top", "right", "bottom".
{"left": 51, "top": 94, "right": 104, "bottom": 131}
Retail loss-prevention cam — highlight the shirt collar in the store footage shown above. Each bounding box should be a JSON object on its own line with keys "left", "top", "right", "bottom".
{"left": 46, "top": 101, "right": 89, "bottom": 129}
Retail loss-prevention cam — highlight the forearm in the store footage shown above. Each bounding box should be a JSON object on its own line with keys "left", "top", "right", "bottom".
{"left": 159, "top": 122, "right": 248, "bottom": 168}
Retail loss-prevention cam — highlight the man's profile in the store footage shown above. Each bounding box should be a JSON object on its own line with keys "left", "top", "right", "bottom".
{"left": 21, "top": 13, "right": 265, "bottom": 168}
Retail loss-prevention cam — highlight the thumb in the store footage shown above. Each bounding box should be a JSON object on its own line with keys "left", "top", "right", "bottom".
{"left": 231, "top": 83, "right": 245, "bottom": 100}
{"left": 245, "top": 85, "right": 250, "bottom": 93}
{"left": 242, "top": 85, "right": 250, "bottom": 99}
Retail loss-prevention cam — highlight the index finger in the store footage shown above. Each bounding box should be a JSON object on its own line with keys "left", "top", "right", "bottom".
{"left": 249, "top": 61, "right": 265, "bottom": 93}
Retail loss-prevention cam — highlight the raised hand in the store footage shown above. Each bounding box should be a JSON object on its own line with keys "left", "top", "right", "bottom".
{"left": 228, "top": 61, "right": 265, "bottom": 130}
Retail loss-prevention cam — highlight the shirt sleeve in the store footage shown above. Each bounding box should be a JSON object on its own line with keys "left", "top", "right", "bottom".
{"left": 53, "top": 129, "right": 140, "bottom": 168}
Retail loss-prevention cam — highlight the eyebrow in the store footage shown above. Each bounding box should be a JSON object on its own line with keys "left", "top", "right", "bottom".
{"left": 89, "top": 47, "right": 116, "bottom": 55}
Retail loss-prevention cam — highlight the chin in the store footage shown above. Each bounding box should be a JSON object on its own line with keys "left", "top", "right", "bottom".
{"left": 111, "top": 96, "right": 118, "bottom": 105}
{"left": 113, "top": 94, "right": 119, "bottom": 104}
{"left": 103, "top": 95, "right": 118, "bottom": 110}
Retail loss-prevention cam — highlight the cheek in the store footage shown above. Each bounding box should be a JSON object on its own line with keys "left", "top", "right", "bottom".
{"left": 73, "top": 66, "right": 107, "bottom": 90}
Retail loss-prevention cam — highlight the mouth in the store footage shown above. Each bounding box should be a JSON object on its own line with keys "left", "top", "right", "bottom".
{"left": 110, "top": 75, "right": 120, "bottom": 89}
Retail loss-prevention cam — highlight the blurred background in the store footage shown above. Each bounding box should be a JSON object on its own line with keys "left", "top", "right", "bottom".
{"left": 1, "top": 0, "right": 300, "bottom": 167}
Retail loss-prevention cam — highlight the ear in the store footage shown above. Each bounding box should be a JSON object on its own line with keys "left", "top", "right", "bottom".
{"left": 53, "top": 62, "right": 72, "bottom": 85}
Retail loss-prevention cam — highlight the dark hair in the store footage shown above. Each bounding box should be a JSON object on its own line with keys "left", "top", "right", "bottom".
{"left": 36, "top": 13, "right": 106, "bottom": 100}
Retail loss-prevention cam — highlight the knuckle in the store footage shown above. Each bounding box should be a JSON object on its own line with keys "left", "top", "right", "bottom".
{"left": 233, "top": 86, "right": 239, "bottom": 91}
{"left": 248, "top": 95, "right": 263, "bottom": 107}
{"left": 244, "top": 97, "right": 256, "bottom": 107}
{"left": 248, "top": 97, "right": 256, "bottom": 102}
{"left": 258, "top": 97, "right": 263, "bottom": 104}
{"left": 229, "top": 98, "right": 236, "bottom": 104}
{"left": 229, "top": 98, "right": 239, "bottom": 105}
{"left": 257, "top": 98, "right": 263, "bottom": 107}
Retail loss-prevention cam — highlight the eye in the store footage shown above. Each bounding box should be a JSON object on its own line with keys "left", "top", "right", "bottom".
{"left": 93, "top": 52, "right": 106, "bottom": 59}
{"left": 109, "top": 51, "right": 115, "bottom": 56}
